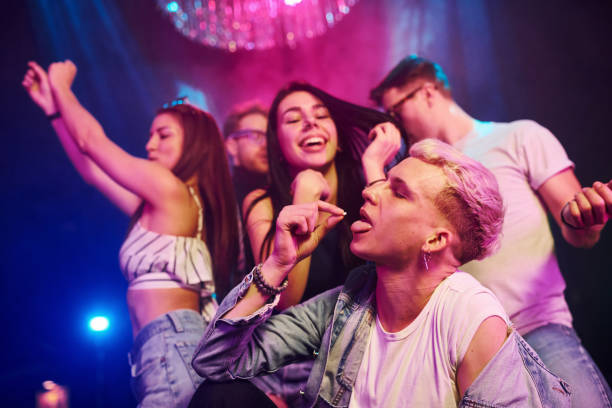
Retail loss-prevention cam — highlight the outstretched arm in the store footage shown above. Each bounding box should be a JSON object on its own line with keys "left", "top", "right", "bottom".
{"left": 361, "top": 122, "right": 402, "bottom": 184}
{"left": 538, "top": 169, "right": 611, "bottom": 248}
{"left": 228, "top": 200, "right": 345, "bottom": 319}
{"left": 47, "top": 60, "right": 185, "bottom": 211}
{"left": 23, "top": 61, "right": 140, "bottom": 215}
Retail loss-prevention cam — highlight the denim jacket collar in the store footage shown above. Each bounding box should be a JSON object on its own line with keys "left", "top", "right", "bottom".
{"left": 305, "top": 265, "right": 570, "bottom": 407}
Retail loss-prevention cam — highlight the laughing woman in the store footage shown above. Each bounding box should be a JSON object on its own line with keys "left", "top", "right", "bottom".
{"left": 23, "top": 60, "right": 238, "bottom": 407}
{"left": 187, "top": 83, "right": 405, "bottom": 406}
{"left": 244, "top": 81, "right": 402, "bottom": 311}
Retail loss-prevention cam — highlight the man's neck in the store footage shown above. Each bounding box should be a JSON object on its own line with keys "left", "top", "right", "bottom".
{"left": 374, "top": 263, "right": 455, "bottom": 333}
{"left": 436, "top": 102, "right": 475, "bottom": 146}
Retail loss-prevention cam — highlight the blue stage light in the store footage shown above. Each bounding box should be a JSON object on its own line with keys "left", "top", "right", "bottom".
{"left": 167, "top": 2, "right": 179, "bottom": 13}
{"left": 89, "top": 316, "right": 110, "bottom": 332}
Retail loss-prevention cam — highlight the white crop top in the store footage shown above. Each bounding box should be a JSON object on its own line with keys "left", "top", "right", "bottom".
{"left": 119, "top": 187, "right": 217, "bottom": 317}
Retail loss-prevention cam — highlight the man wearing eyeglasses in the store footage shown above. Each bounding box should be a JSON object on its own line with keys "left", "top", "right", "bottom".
{"left": 369, "top": 55, "right": 612, "bottom": 408}
{"left": 223, "top": 102, "right": 270, "bottom": 281}
{"left": 224, "top": 101, "right": 269, "bottom": 206}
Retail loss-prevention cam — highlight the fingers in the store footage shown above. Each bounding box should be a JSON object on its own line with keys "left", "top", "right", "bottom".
{"left": 311, "top": 200, "right": 346, "bottom": 235}
{"left": 567, "top": 200, "right": 583, "bottom": 228}
{"left": 325, "top": 211, "right": 346, "bottom": 231}
{"left": 319, "top": 184, "right": 331, "bottom": 201}
{"left": 28, "top": 61, "right": 47, "bottom": 80}
{"left": 273, "top": 202, "right": 346, "bottom": 266}
{"left": 277, "top": 203, "right": 318, "bottom": 235}
{"left": 278, "top": 201, "right": 345, "bottom": 235}
{"left": 368, "top": 124, "right": 383, "bottom": 141}
{"left": 594, "top": 181, "right": 612, "bottom": 213}
{"left": 22, "top": 71, "right": 34, "bottom": 87}
{"left": 582, "top": 187, "right": 606, "bottom": 224}
{"left": 574, "top": 190, "right": 595, "bottom": 226}
{"left": 566, "top": 181, "right": 612, "bottom": 229}
{"left": 316, "top": 200, "right": 346, "bottom": 217}
{"left": 363, "top": 122, "right": 401, "bottom": 167}
{"left": 368, "top": 122, "right": 398, "bottom": 142}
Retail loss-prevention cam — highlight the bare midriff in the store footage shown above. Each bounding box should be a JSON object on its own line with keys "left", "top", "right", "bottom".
{"left": 127, "top": 287, "right": 200, "bottom": 339}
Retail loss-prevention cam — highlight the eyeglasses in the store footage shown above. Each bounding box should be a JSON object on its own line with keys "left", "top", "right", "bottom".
{"left": 228, "top": 129, "right": 267, "bottom": 145}
{"left": 386, "top": 85, "right": 424, "bottom": 119}
{"left": 162, "top": 96, "right": 189, "bottom": 109}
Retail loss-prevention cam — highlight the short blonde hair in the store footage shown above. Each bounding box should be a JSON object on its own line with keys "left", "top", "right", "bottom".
{"left": 409, "top": 139, "right": 504, "bottom": 264}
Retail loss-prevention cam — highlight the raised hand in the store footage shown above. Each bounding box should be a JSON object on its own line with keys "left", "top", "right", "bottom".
{"left": 362, "top": 122, "right": 402, "bottom": 183}
{"left": 563, "top": 180, "right": 612, "bottom": 230}
{"left": 22, "top": 61, "right": 55, "bottom": 115}
{"left": 269, "top": 201, "right": 345, "bottom": 270}
{"left": 48, "top": 60, "right": 77, "bottom": 92}
{"left": 291, "top": 169, "right": 331, "bottom": 203}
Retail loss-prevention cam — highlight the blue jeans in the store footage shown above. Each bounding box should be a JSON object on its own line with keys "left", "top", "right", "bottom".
{"left": 524, "top": 323, "right": 612, "bottom": 408}
{"left": 128, "top": 309, "right": 206, "bottom": 408}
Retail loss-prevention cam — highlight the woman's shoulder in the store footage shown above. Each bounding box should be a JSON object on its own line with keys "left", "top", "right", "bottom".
{"left": 242, "top": 188, "right": 271, "bottom": 219}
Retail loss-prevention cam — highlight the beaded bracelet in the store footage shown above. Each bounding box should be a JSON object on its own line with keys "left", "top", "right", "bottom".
{"left": 252, "top": 263, "right": 288, "bottom": 297}
{"left": 560, "top": 202, "right": 582, "bottom": 230}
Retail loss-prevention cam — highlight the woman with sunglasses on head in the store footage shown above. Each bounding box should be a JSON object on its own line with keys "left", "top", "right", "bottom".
{"left": 23, "top": 60, "right": 239, "bottom": 408}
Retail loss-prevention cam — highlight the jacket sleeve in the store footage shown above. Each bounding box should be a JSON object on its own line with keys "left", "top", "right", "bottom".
{"left": 459, "top": 330, "right": 571, "bottom": 407}
{"left": 192, "top": 274, "right": 342, "bottom": 381}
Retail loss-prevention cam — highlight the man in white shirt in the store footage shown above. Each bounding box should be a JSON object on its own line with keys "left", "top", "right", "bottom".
{"left": 369, "top": 55, "right": 612, "bottom": 407}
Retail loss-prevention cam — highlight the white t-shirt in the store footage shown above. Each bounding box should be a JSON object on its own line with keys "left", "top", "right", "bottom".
{"left": 454, "top": 120, "right": 574, "bottom": 334}
{"left": 349, "top": 271, "right": 509, "bottom": 407}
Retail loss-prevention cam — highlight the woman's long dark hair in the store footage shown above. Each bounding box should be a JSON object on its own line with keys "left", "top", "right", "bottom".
{"left": 247, "top": 81, "right": 406, "bottom": 270}
{"left": 130, "top": 104, "right": 239, "bottom": 298}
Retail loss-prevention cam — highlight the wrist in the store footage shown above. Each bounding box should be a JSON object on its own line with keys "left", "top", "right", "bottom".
{"left": 252, "top": 262, "right": 289, "bottom": 297}
{"left": 262, "top": 256, "right": 294, "bottom": 282}
{"left": 46, "top": 111, "right": 61, "bottom": 121}
{"left": 362, "top": 161, "right": 385, "bottom": 181}
{"left": 41, "top": 105, "right": 56, "bottom": 116}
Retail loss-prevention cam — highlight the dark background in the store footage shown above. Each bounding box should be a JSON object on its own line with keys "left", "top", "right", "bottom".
{"left": 2, "top": 0, "right": 611, "bottom": 406}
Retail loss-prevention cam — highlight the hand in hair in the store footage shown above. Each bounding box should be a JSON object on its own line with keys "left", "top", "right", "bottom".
{"left": 22, "top": 61, "right": 55, "bottom": 115}
{"left": 48, "top": 60, "right": 77, "bottom": 93}
{"left": 291, "top": 169, "right": 331, "bottom": 203}
{"left": 362, "top": 122, "right": 402, "bottom": 184}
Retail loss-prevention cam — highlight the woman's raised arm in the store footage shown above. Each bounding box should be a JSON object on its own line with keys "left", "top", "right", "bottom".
{"left": 46, "top": 60, "right": 185, "bottom": 211}
{"left": 23, "top": 61, "right": 140, "bottom": 215}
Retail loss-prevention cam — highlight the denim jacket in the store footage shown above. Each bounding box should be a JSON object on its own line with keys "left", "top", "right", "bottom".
{"left": 192, "top": 264, "right": 571, "bottom": 407}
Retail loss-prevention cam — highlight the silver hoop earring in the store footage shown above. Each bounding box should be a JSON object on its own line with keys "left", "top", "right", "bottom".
{"left": 423, "top": 251, "right": 430, "bottom": 273}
